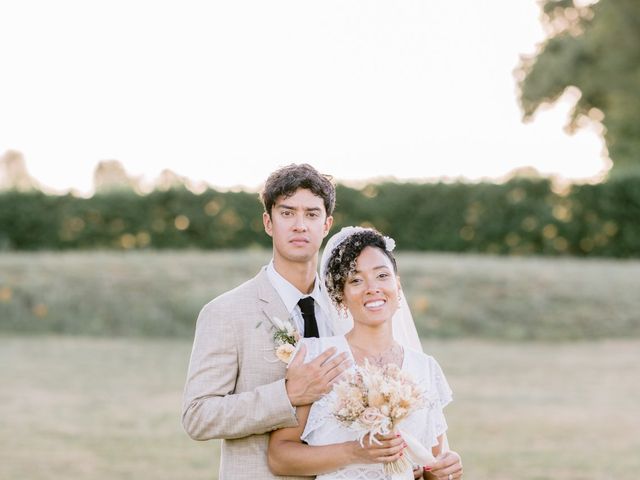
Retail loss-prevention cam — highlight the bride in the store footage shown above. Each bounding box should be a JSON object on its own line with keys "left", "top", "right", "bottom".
{"left": 268, "top": 227, "right": 463, "bottom": 480}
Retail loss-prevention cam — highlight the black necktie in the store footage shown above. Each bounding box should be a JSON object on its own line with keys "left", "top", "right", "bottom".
{"left": 298, "top": 296, "right": 319, "bottom": 338}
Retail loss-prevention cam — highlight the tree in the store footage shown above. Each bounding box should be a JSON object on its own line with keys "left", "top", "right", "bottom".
{"left": 0, "top": 150, "right": 40, "bottom": 191}
{"left": 93, "top": 160, "right": 140, "bottom": 193}
{"left": 154, "top": 168, "right": 191, "bottom": 191}
{"left": 516, "top": 0, "right": 640, "bottom": 177}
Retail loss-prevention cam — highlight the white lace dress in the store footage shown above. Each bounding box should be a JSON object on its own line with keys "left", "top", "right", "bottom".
{"left": 298, "top": 336, "right": 453, "bottom": 480}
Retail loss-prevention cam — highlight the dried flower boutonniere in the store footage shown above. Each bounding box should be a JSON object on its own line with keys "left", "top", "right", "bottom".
{"left": 271, "top": 316, "right": 300, "bottom": 364}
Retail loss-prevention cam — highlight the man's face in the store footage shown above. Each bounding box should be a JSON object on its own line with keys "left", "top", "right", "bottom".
{"left": 263, "top": 188, "right": 333, "bottom": 265}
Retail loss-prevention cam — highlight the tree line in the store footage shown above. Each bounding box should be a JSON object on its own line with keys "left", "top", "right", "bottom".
{"left": 1, "top": 175, "right": 639, "bottom": 257}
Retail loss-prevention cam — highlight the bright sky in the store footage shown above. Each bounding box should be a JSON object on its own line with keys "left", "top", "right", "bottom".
{"left": 0, "top": 0, "right": 609, "bottom": 195}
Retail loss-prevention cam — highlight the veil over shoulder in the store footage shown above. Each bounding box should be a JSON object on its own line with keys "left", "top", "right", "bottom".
{"left": 319, "top": 226, "right": 423, "bottom": 352}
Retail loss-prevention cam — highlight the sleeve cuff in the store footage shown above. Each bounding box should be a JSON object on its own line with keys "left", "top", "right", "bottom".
{"left": 258, "top": 378, "right": 299, "bottom": 430}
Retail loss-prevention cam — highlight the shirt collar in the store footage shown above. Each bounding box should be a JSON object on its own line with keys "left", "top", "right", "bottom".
{"left": 266, "top": 260, "right": 323, "bottom": 315}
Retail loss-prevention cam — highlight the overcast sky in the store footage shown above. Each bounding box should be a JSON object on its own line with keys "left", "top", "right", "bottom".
{"left": 0, "top": 0, "right": 608, "bottom": 195}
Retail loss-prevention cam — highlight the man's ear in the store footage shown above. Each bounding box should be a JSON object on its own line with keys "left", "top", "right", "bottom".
{"left": 263, "top": 211, "right": 273, "bottom": 237}
{"left": 323, "top": 215, "right": 334, "bottom": 237}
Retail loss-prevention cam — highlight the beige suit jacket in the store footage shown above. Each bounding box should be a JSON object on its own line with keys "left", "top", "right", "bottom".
{"left": 182, "top": 268, "right": 312, "bottom": 480}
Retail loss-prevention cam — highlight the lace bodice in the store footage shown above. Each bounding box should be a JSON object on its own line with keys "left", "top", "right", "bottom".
{"left": 296, "top": 336, "right": 453, "bottom": 480}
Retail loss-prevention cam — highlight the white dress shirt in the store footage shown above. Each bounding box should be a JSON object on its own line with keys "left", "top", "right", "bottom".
{"left": 266, "top": 260, "right": 334, "bottom": 337}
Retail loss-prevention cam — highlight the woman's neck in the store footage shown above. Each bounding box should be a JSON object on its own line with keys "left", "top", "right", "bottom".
{"left": 345, "top": 322, "right": 400, "bottom": 367}
{"left": 347, "top": 328, "right": 394, "bottom": 352}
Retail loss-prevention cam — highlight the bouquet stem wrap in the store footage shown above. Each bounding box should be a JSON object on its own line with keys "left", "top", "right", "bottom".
{"left": 384, "top": 427, "right": 436, "bottom": 479}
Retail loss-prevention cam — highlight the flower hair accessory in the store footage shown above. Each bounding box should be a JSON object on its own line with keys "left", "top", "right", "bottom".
{"left": 383, "top": 235, "right": 395, "bottom": 252}
{"left": 319, "top": 226, "right": 396, "bottom": 282}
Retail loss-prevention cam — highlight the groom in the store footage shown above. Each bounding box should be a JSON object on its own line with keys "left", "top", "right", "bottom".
{"left": 182, "top": 163, "right": 351, "bottom": 479}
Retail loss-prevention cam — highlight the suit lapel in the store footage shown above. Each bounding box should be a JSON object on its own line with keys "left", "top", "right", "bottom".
{"left": 255, "top": 268, "right": 290, "bottom": 330}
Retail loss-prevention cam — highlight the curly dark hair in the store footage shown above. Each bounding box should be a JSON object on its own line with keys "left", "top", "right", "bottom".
{"left": 260, "top": 163, "right": 336, "bottom": 217}
{"left": 324, "top": 229, "right": 397, "bottom": 307}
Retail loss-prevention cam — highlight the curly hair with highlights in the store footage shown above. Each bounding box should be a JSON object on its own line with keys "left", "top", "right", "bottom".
{"left": 324, "top": 229, "right": 397, "bottom": 307}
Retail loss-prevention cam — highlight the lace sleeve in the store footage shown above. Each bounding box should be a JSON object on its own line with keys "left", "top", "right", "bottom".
{"left": 423, "top": 355, "right": 453, "bottom": 446}
{"left": 301, "top": 389, "right": 335, "bottom": 442}
{"left": 430, "top": 355, "right": 453, "bottom": 409}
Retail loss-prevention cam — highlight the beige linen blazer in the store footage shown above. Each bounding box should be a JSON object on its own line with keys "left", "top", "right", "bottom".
{"left": 182, "top": 267, "right": 311, "bottom": 480}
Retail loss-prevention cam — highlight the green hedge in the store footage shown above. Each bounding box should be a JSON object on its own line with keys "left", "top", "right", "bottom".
{"left": 1, "top": 177, "right": 639, "bottom": 256}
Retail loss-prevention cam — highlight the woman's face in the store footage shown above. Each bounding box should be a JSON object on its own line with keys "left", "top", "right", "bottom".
{"left": 342, "top": 246, "right": 400, "bottom": 328}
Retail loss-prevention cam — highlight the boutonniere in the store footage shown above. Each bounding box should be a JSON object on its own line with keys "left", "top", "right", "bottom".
{"left": 271, "top": 316, "right": 300, "bottom": 364}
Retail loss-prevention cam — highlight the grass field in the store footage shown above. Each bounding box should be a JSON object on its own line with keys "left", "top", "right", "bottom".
{"left": 1, "top": 250, "right": 639, "bottom": 340}
{"left": 1, "top": 335, "right": 638, "bottom": 480}
{"left": 1, "top": 250, "right": 639, "bottom": 479}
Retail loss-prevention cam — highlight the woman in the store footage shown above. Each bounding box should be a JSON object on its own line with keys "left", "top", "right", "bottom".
{"left": 268, "top": 227, "right": 463, "bottom": 480}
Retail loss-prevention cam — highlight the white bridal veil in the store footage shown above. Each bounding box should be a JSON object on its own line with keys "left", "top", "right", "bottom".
{"left": 319, "top": 226, "right": 423, "bottom": 353}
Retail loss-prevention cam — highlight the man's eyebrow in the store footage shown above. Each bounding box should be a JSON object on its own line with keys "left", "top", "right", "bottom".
{"left": 276, "top": 204, "right": 322, "bottom": 212}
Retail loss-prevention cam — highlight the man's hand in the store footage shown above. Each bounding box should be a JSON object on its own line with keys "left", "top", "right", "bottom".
{"left": 285, "top": 344, "right": 351, "bottom": 406}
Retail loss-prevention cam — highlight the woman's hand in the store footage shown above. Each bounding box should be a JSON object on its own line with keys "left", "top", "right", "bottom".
{"left": 423, "top": 450, "right": 463, "bottom": 479}
{"left": 349, "top": 432, "right": 406, "bottom": 464}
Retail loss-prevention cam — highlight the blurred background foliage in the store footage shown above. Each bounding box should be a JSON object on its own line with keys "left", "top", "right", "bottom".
{"left": 1, "top": 175, "right": 639, "bottom": 257}
{"left": 517, "top": 0, "right": 640, "bottom": 177}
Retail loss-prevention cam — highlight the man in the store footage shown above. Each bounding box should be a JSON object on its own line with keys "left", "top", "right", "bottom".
{"left": 182, "top": 163, "right": 351, "bottom": 479}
